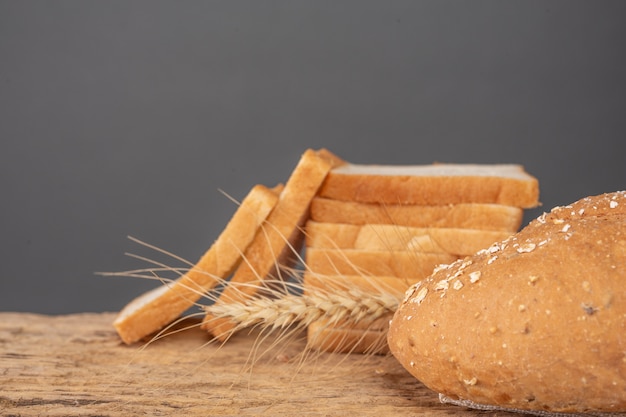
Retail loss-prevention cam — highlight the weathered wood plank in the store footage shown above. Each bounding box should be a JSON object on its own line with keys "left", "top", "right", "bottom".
{"left": 0, "top": 312, "right": 515, "bottom": 416}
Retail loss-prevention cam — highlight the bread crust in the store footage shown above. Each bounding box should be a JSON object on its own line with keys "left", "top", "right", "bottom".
{"left": 387, "top": 191, "right": 626, "bottom": 413}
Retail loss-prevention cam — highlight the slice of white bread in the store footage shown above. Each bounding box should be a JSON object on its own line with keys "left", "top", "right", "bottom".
{"left": 113, "top": 183, "right": 282, "bottom": 344}
{"left": 318, "top": 163, "right": 540, "bottom": 208}
{"left": 201, "top": 149, "right": 344, "bottom": 341}
{"left": 305, "top": 247, "right": 456, "bottom": 280}
{"left": 307, "top": 315, "right": 392, "bottom": 354}
{"left": 303, "top": 272, "right": 415, "bottom": 298}
{"left": 303, "top": 273, "right": 418, "bottom": 355}
{"left": 305, "top": 221, "right": 513, "bottom": 256}
{"left": 310, "top": 198, "right": 524, "bottom": 232}
{"left": 302, "top": 272, "right": 417, "bottom": 355}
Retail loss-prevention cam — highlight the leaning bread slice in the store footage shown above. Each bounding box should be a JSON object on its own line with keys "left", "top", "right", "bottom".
{"left": 318, "top": 163, "right": 540, "bottom": 208}
{"left": 305, "top": 221, "right": 513, "bottom": 256}
{"left": 310, "top": 198, "right": 524, "bottom": 232}
{"left": 202, "top": 149, "right": 344, "bottom": 341}
{"left": 113, "top": 183, "right": 282, "bottom": 344}
{"left": 305, "top": 247, "right": 455, "bottom": 280}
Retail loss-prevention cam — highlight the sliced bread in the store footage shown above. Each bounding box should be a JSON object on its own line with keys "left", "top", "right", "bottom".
{"left": 318, "top": 163, "right": 540, "bottom": 208}
{"left": 303, "top": 272, "right": 415, "bottom": 298}
{"left": 201, "top": 149, "right": 344, "bottom": 341}
{"left": 305, "top": 247, "right": 455, "bottom": 280}
{"left": 305, "top": 221, "right": 513, "bottom": 256}
{"left": 307, "top": 316, "right": 391, "bottom": 354}
{"left": 309, "top": 198, "right": 524, "bottom": 231}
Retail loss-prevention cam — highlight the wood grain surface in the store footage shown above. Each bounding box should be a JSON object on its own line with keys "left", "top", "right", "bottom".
{"left": 0, "top": 312, "right": 517, "bottom": 416}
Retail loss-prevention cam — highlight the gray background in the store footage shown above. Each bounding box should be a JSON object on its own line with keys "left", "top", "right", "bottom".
{"left": 1, "top": 1, "right": 625, "bottom": 314}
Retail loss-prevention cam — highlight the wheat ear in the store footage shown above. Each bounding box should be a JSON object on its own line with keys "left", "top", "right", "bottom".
{"left": 203, "top": 281, "right": 399, "bottom": 337}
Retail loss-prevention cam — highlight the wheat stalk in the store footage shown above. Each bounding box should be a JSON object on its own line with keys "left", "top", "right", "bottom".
{"left": 204, "top": 285, "right": 400, "bottom": 336}
{"left": 103, "top": 235, "right": 405, "bottom": 348}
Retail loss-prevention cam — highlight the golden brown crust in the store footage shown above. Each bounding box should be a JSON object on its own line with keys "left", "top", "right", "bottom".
{"left": 387, "top": 191, "right": 626, "bottom": 413}
{"left": 310, "top": 198, "right": 524, "bottom": 231}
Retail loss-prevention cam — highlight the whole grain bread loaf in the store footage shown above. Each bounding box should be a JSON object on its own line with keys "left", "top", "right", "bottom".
{"left": 387, "top": 191, "right": 626, "bottom": 413}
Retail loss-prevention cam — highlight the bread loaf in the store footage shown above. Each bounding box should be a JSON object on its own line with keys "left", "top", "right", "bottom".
{"left": 387, "top": 191, "right": 626, "bottom": 413}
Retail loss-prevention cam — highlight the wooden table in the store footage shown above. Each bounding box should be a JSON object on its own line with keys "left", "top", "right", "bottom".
{"left": 0, "top": 312, "right": 516, "bottom": 416}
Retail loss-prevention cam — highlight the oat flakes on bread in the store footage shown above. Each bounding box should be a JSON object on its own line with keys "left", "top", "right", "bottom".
{"left": 387, "top": 191, "right": 626, "bottom": 414}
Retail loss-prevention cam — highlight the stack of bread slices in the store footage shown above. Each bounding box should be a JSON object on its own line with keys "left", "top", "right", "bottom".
{"left": 113, "top": 149, "right": 539, "bottom": 354}
{"left": 303, "top": 163, "right": 540, "bottom": 354}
